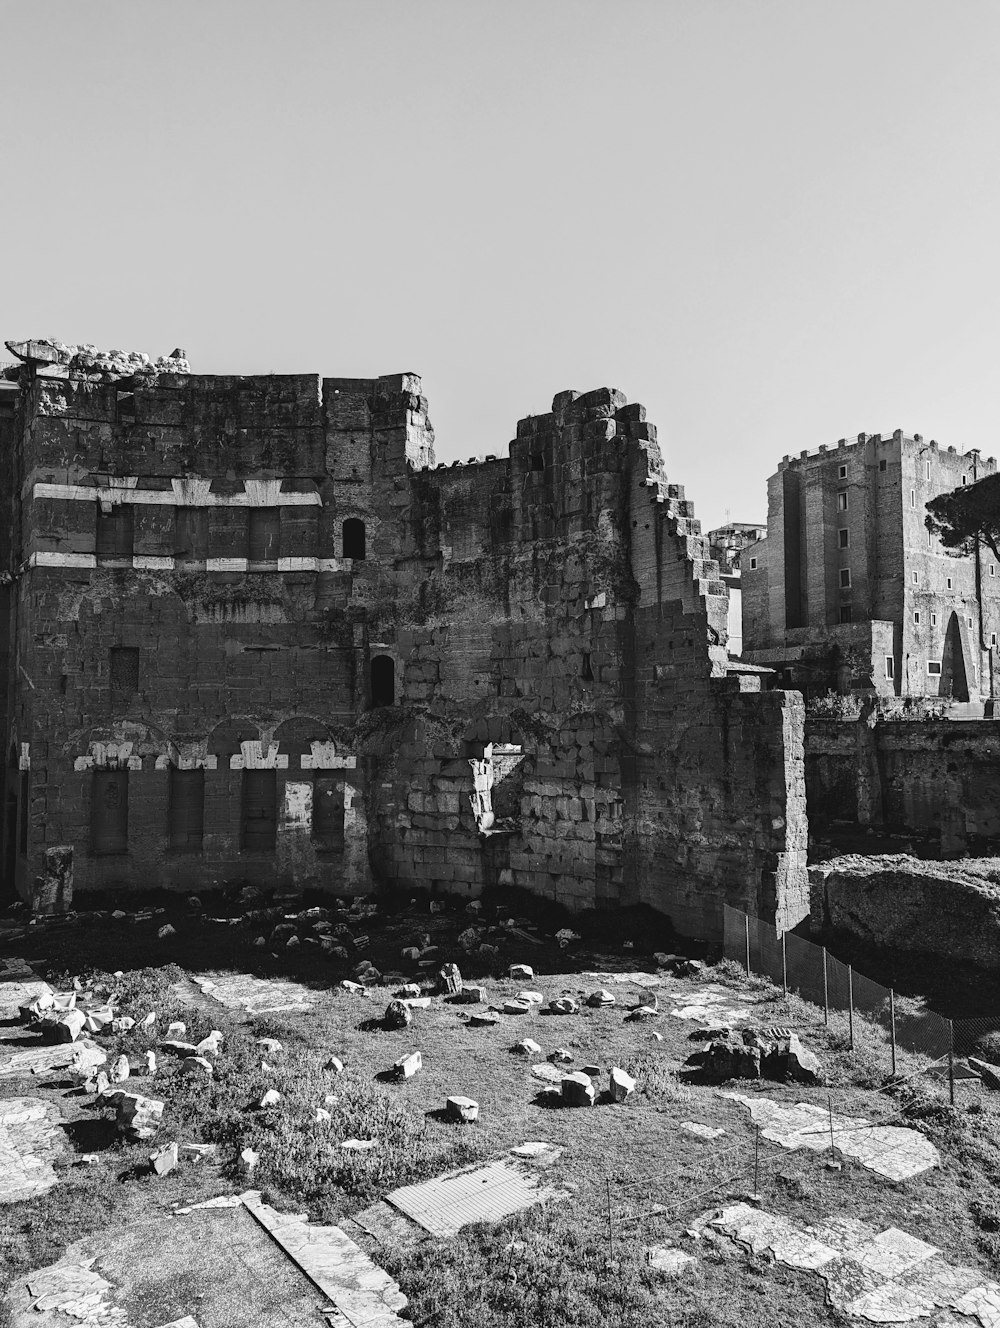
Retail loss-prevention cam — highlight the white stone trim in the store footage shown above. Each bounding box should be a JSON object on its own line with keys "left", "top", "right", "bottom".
{"left": 74, "top": 741, "right": 142, "bottom": 771}
{"left": 28, "top": 551, "right": 341, "bottom": 574}
{"left": 206, "top": 557, "right": 250, "bottom": 572}
{"left": 33, "top": 479, "right": 321, "bottom": 508}
{"left": 30, "top": 551, "right": 98, "bottom": 569}
{"left": 133, "top": 555, "right": 175, "bottom": 571}
{"left": 301, "top": 741, "right": 356, "bottom": 770}
{"left": 230, "top": 741, "right": 288, "bottom": 771}
{"left": 18, "top": 743, "right": 30, "bottom": 772}
{"left": 153, "top": 754, "right": 219, "bottom": 770}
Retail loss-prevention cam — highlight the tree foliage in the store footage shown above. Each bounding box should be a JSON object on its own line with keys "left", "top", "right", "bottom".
{"left": 925, "top": 472, "right": 1000, "bottom": 565}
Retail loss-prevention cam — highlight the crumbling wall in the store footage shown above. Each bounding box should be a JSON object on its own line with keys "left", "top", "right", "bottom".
{"left": 2, "top": 342, "right": 808, "bottom": 936}
{"left": 806, "top": 717, "right": 1000, "bottom": 854}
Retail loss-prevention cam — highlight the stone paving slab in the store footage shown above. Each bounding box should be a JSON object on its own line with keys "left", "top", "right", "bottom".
{"left": 0, "top": 1096, "right": 65, "bottom": 1202}
{"left": 193, "top": 973, "right": 315, "bottom": 1015}
{"left": 243, "top": 1191, "right": 409, "bottom": 1326}
{"left": 711, "top": 1202, "right": 1000, "bottom": 1326}
{"left": 670, "top": 983, "right": 758, "bottom": 1027}
{"left": 719, "top": 1092, "right": 940, "bottom": 1180}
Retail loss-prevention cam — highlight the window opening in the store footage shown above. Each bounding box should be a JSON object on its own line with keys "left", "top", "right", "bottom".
{"left": 530, "top": 453, "right": 545, "bottom": 472}
{"left": 885, "top": 656, "right": 894, "bottom": 679}
{"left": 927, "top": 661, "right": 942, "bottom": 676}
{"left": 839, "top": 569, "right": 851, "bottom": 589}
{"left": 370, "top": 654, "right": 395, "bottom": 708}
{"left": 838, "top": 529, "right": 849, "bottom": 548}
{"left": 836, "top": 491, "right": 848, "bottom": 511}
{"left": 839, "top": 606, "right": 852, "bottom": 623}
{"left": 342, "top": 518, "right": 366, "bottom": 560}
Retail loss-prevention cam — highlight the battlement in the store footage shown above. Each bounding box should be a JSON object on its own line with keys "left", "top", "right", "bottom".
{"left": 776, "top": 429, "right": 997, "bottom": 473}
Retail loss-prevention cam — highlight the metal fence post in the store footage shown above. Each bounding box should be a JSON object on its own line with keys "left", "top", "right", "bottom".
{"left": 781, "top": 931, "right": 787, "bottom": 998}
{"left": 848, "top": 965, "right": 854, "bottom": 1050}
{"left": 823, "top": 947, "right": 829, "bottom": 1025}
{"left": 948, "top": 1021, "right": 955, "bottom": 1107}
{"left": 889, "top": 988, "right": 896, "bottom": 1078}
{"left": 606, "top": 1176, "right": 614, "bottom": 1258}
{"left": 744, "top": 912, "right": 751, "bottom": 975}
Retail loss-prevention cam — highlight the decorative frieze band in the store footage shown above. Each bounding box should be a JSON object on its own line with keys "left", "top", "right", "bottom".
{"left": 32, "top": 477, "right": 322, "bottom": 508}
{"left": 29, "top": 552, "right": 343, "bottom": 573}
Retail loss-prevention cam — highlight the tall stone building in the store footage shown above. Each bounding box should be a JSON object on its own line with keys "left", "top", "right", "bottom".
{"left": 707, "top": 522, "right": 766, "bottom": 657}
{"left": 0, "top": 338, "right": 808, "bottom": 937}
{"left": 742, "top": 431, "right": 1000, "bottom": 699}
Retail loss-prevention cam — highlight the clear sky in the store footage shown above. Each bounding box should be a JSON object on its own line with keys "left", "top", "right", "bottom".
{"left": 2, "top": 1, "right": 998, "bottom": 529}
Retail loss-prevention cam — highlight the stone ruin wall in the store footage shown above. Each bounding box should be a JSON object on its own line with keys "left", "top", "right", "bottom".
{"left": 0, "top": 342, "right": 808, "bottom": 938}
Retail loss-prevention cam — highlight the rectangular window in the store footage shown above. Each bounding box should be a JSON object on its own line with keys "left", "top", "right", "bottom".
{"left": 749, "top": 557, "right": 757, "bottom": 570}
{"left": 116, "top": 391, "right": 136, "bottom": 423}
{"left": 912, "top": 571, "right": 918, "bottom": 584}
{"left": 837, "top": 491, "right": 848, "bottom": 511}
{"left": 248, "top": 508, "right": 281, "bottom": 562}
{"left": 241, "top": 769, "right": 276, "bottom": 851}
{"left": 968, "top": 616, "right": 974, "bottom": 629}
{"left": 962, "top": 475, "right": 968, "bottom": 485}
{"left": 312, "top": 775, "right": 345, "bottom": 849}
{"left": 991, "top": 564, "right": 996, "bottom": 577}
{"left": 838, "top": 529, "right": 849, "bottom": 548}
{"left": 946, "top": 576, "right": 952, "bottom": 590}
{"left": 168, "top": 768, "right": 204, "bottom": 852}
{"left": 927, "top": 661, "right": 942, "bottom": 675}
{"left": 992, "top": 633, "right": 998, "bottom": 649}
{"left": 91, "top": 769, "right": 128, "bottom": 855}
{"left": 174, "top": 508, "right": 208, "bottom": 562}
{"left": 838, "top": 464, "right": 847, "bottom": 479}
{"left": 839, "top": 606, "right": 852, "bottom": 623}
{"left": 914, "top": 611, "right": 921, "bottom": 624}
{"left": 839, "top": 568, "right": 851, "bottom": 589}
{"left": 110, "top": 647, "right": 139, "bottom": 701}
{"left": 910, "top": 489, "right": 916, "bottom": 508}
{"left": 931, "top": 612, "right": 937, "bottom": 627}
{"left": 925, "top": 461, "right": 931, "bottom": 480}
{"left": 879, "top": 459, "right": 887, "bottom": 472}
{"left": 96, "top": 504, "right": 134, "bottom": 559}
{"left": 885, "top": 655, "right": 894, "bottom": 680}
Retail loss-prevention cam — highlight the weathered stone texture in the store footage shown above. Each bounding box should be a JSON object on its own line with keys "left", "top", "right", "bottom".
{"left": 0, "top": 344, "right": 806, "bottom": 936}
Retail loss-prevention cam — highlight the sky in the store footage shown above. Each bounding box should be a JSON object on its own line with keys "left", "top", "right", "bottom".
{"left": 2, "top": 0, "right": 999, "bottom": 529}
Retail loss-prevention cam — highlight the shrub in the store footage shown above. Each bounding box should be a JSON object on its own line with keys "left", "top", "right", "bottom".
{"left": 973, "top": 1031, "right": 1000, "bottom": 1066}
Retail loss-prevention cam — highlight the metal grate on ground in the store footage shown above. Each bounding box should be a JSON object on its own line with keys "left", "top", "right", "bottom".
{"left": 385, "top": 1160, "right": 567, "bottom": 1239}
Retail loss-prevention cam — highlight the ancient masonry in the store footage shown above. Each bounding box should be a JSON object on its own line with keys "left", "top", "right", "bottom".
{"left": 742, "top": 431, "right": 1000, "bottom": 699}
{"left": 0, "top": 339, "right": 808, "bottom": 938}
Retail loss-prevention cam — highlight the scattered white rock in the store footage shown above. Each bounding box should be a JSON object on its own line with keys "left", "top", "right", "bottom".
{"left": 109, "top": 1055, "right": 130, "bottom": 1083}
{"left": 587, "top": 989, "right": 616, "bottom": 1007}
{"left": 195, "top": 1031, "right": 224, "bottom": 1057}
{"left": 325, "top": 1056, "right": 344, "bottom": 1073}
{"left": 509, "top": 964, "right": 534, "bottom": 981}
{"left": 503, "top": 999, "right": 533, "bottom": 1015}
{"left": 158, "top": 924, "right": 176, "bottom": 940}
{"left": 513, "top": 1039, "right": 542, "bottom": 1055}
{"left": 145, "top": 1051, "right": 157, "bottom": 1074}
{"left": 259, "top": 1089, "right": 282, "bottom": 1108}
{"left": 395, "top": 1052, "right": 422, "bottom": 1080}
{"left": 166, "top": 1021, "right": 186, "bottom": 1039}
{"left": 315, "top": 1107, "right": 332, "bottom": 1123}
{"left": 150, "top": 1141, "right": 179, "bottom": 1176}
{"left": 181, "top": 1055, "right": 214, "bottom": 1078}
{"left": 549, "top": 1047, "right": 573, "bottom": 1064}
{"left": 561, "top": 1072, "right": 596, "bottom": 1107}
{"left": 610, "top": 1067, "right": 636, "bottom": 1103}
{"left": 446, "top": 1096, "right": 480, "bottom": 1123}
{"left": 647, "top": 1246, "right": 696, "bottom": 1276}
{"left": 341, "top": 1137, "right": 378, "bottom": 1150}
{"left": 549, "top": 998, "right": 579, "bottom": 1015}
{"left": 240, "top": 1147, "right": 259, "bottom": 1175}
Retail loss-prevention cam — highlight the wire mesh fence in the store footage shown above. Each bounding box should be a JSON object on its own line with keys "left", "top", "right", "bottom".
{"left": 723, "top": 905, "right": 959, "bottom": 1097}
